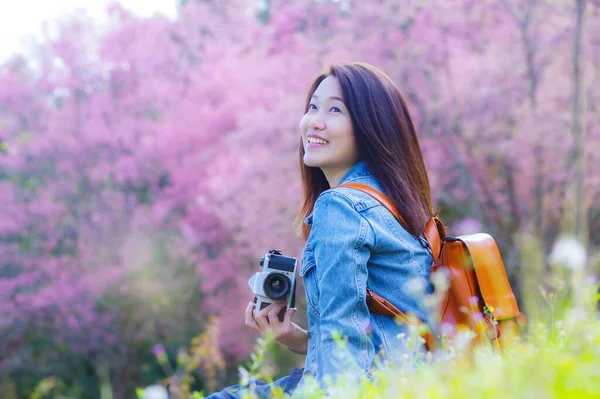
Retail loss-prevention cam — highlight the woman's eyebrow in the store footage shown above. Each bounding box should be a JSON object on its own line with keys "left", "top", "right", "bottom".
{"left": 310, "top": 94, "right": 345, "bottom": 102}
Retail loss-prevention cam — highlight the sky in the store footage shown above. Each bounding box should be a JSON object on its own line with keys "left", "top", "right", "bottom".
{"left": 0, "top": 0, "right": 178, "bottom": 62}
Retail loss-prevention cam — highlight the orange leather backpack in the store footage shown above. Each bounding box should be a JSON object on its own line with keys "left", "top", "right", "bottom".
{"left": 340, "top": 183, "right": 527, "bottom": 352}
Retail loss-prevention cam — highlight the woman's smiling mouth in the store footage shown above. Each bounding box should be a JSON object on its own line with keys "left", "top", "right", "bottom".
{"left": 307, "top": 135, "right": 329, "bottom": 147}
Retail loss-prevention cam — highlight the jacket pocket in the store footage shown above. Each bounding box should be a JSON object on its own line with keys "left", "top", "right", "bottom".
{"left": 299, "top": 245, "right": 320, "bottom": 313}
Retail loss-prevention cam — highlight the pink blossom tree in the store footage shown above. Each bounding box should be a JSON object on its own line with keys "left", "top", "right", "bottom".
{"left": 0, "top": 0, "right": 598, "bottom": 396}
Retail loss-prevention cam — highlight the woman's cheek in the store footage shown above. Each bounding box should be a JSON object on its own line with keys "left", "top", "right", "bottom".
{"left": 299, "top": 115, "right": 309, "bottom": 133}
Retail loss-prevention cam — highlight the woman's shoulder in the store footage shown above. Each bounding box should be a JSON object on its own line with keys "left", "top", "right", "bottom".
{"left": 309, "top": 186, "right": 378, "bottom": 248}
{"left": 320, "top": 177, "right": 422, "bottom": 243}
{"left": 319, "top": 176, "right": 386, "bottom": 214}
{"left": 313, "top": 188, "right": 360, "bottom": 217}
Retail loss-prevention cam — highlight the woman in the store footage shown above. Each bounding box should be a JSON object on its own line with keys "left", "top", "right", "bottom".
{"left": 207, "top": 62, "right": 435, "bottom": 398}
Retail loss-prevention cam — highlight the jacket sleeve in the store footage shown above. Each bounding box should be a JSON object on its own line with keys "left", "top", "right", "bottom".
{"left": 310, "top": 190, "right": 376, "bottom": 382}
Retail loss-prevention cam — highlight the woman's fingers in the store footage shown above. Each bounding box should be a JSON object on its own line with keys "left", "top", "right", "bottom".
{"left": 267, "top": 302, "right": 283, "bottom": 324}
{"left": 254, "top": 302, "right": 272, "bottom": 329}
{"left": 244, "top": 301, "right": 260, "bottom": 332}
{"left": 247, "top": 301, "right": 300, "bottom": 347}
{"left": 283, "top": 307, "right": 297, "bottom": 325}
{"left": 266, "top": 301, "right": 288, "bottom": 325}
{"left": 254, "top": 301, "right": 285, "bottom": 327}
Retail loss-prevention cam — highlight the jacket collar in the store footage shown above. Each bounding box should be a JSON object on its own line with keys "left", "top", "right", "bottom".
{"left": 336, "top": 160, "right": 371, "bottom": 185}
{"left": 303, "top": 161, "right": 371, "bottom": 225}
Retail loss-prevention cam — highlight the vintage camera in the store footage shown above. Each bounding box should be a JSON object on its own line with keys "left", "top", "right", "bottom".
{"left": 248, "top": 249, "right": 297, "bottom": 322}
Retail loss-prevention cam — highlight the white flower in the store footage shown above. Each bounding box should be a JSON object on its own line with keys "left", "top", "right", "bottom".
{"left": 141, "top": 385, "right": 168, "bottom": 399}
{"left": 403, "top": 277, "right": 427, "bottom": 297}
{"left": 430, "top": 269, "right": 450, "bottom": 292}
{"left": 548, "top": 235, "right": 587, "bottom": 270}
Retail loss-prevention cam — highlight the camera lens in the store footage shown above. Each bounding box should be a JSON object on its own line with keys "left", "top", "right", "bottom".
{"left": 263, "top": 273, "right": 291, "bottom": 300}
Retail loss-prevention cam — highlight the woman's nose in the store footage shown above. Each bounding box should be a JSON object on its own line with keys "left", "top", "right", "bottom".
{"left": 308, "top": 114, "right": 326, "bottom": 131}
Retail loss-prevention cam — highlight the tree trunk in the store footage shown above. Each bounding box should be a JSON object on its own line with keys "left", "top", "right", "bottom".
{"left": 570, "top": 0, "right": 587, "bottom": 242}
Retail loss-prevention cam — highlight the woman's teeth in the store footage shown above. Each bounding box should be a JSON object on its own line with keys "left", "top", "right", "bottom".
{"left": 308, "top": 137, "right": 328, "bottom": 144}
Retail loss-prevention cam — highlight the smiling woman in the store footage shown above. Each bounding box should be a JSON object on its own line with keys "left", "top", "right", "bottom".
{"left": 205, "top": 62, "right": 436, "bottom": 398}
{"left": 300, "top": 76, "right": 359, "bottom": 187}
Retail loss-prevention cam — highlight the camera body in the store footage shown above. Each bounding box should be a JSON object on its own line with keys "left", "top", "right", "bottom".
{"left": 248, "top": 249, "right": 297, "bottom": 322}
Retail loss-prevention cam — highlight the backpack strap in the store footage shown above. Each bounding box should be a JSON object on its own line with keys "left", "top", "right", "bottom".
{"left": 338, "top": 183, "right": 445, "bottom": 262}
{"left": 337, "top": 183, "right": 441, "bottom": 351}
{"left": 425, "top": 218, "right": 446, "bottom": 262}
{"left": 366, "top": 289, "right": 437, "bottom": 351}
{"left": 338, "top": 183, "right": 410, "bottom": 230}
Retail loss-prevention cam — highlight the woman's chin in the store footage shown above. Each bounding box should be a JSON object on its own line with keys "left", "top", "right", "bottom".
{"left": 303, "top": 155, "right": 322, "bottom": 168}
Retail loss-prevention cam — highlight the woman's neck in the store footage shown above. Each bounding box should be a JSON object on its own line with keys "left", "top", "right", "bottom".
{"left": 322, "top": 166, "right": 352, "bottom": 187}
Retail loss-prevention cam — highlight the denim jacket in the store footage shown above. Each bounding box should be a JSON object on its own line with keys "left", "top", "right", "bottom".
{"left": 297, "top": 160, "right": 433, "bottom": 389}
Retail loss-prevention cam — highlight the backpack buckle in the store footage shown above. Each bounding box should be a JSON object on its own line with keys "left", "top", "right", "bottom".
{"left": 483, "top": 304, "right": 501, "bottom": 340}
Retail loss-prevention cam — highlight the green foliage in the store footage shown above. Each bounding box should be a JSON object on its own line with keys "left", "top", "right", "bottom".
{"left": 189, "top": 253, "right": 600, "bottom": 399}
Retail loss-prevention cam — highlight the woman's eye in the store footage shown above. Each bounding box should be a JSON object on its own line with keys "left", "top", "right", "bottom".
{"left": 308, "top": 104, "right": 317, "bottom": 110}
{"left": 330, "top": 106, "right": 341, "bottom": 113}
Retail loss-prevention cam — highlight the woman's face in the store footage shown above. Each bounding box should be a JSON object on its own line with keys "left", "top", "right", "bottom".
{"left": 300, "top": 75, "right": 359, "bottom": 185}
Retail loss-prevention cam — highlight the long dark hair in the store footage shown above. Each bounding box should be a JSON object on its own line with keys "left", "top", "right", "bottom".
{"left": 294, "top": 62, "right": 434, "bottom": 241}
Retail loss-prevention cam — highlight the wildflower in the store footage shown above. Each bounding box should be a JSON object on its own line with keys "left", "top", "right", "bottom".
{"left": 439, "top": 322, "right": 455, "bottom": 337}
{"left": 140, "top": 385, "right": 168, "bottom": 399}
{"left": 238, "top": 366, "right": 250, "bottom": 386}
{"left": 569, "top": 307, "right": 586, "bottom": 322}
{"left": 176, "top": 347, "right": 189, "bottom": 367}
{"left": 404, "top": 277, "right": 427, "bottom": 297}
{"left": 548, "top": 235, "right": 586, "bottom": 270}
{"left": 152, "top": 344, "right": 168, "bottom": 365}
{"left": 430, "top": 269, "right": 450, "bottom": 292}
{"left": 423, "top": 295, "right": 440, "bottom": 310}
{"left": 586, "top": 275, "right": 597, "bottom": 285}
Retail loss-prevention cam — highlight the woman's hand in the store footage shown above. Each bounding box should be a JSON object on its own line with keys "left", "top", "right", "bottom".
{"left": 245, "top": 300, "right": 308, "bottom": 354}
